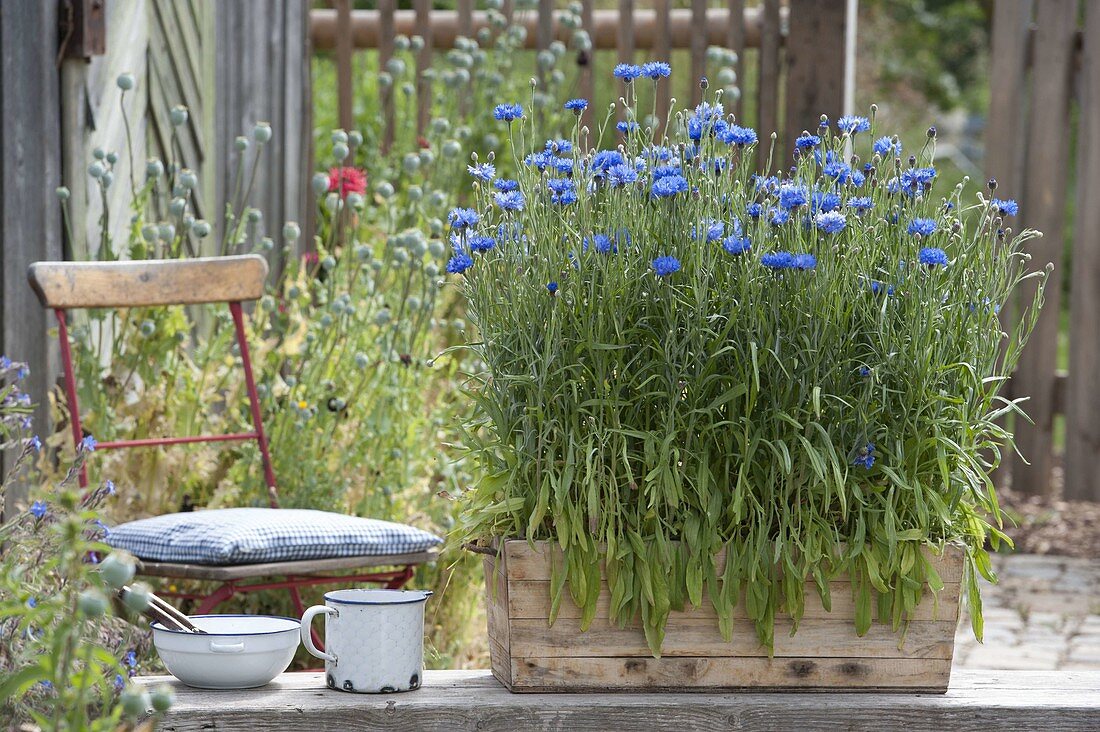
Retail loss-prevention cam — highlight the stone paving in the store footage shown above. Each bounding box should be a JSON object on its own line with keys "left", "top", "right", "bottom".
{"left": 953, "top": 554, "right": 1100, "bottom": 670}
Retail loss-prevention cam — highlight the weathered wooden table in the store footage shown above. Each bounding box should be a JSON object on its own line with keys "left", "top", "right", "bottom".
{"left": 139, "top": 669, "right": 1100, "bottom": 731}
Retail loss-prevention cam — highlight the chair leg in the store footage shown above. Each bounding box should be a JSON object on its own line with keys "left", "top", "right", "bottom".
{"left": 287, "top": 584, "right": 324, "bottom": 651}
{"left": 194, "top": 582, "right": 239, "bottom": 615}
{"left": 384, "top": 565, "right": 415, "bottom": 589}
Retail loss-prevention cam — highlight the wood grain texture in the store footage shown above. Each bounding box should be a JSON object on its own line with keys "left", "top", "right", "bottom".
{"left": 378, "top": 0, "right": 396, "bottom": 154}
{"left": 135, "top": 548, "right": 437, "bottom": 581}
{"left": 1065, "top": 0, "right": 1100, "bottom": 501}
{"left": 139, "top": 669, "right": 1100, "bottom": 731}
{"left": 415, "top": 0, "right": 433, "bottom": 136}
{"left": 756, "top": 0, "right": 781, "bottom": 167}
{"left": 653, "top": 0, "right": 671, "bottom": 137}
{"left": 783, "top": 0, "right": 847, "bottom": 165}
{"left": 334, "top": 0, "right": 354, "bottom": 132}
{"left": 690, "top": 0, "right": 707, "bottom": 107}
{"left": 27, "top": 255, "right": 269, "bottom": 308}
{"left": 727, "top": 0, "right": 745, "bottom": 121}
{"left": 1014, "top": 0, "right": 1078, "bottom": 497}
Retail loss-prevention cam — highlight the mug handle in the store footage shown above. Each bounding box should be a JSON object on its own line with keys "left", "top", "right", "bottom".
{"left": 301, "top": 605, "right": 338, "bottom": 664}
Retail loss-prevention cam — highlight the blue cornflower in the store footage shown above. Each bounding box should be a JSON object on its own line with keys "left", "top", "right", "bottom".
{"left": 919, "top": 247, "right": 949, "bottom": 267}
{"left": 652, "top": 164, "right": 682, "bottom": 179}
{"left": 778, "top": 184, "right": 809, "bottom": 210}
{"left": 613, "top": 63, "right": 643, "bottom": 81}
{"left": 754, "top": 175, "right": 780, "bottom": 194}
{"left": 848, "top": 196, "right": 873, "bottom": 212}
{"left": 823, "top": 161, "right": 852, "bottom": 183}
{"left": 869, "top": 280, "right": 895, "bottom": 296}
{"left": 546, "top": 281, "right": 558, "bottom": 294}
{"left": 907, "top": 218, "right": 938, "bottom": 237}
{"left": 693, "top": 220, "right": 725, "bottom": 242}
{"left": 811, "top": 191, "right": 841, "bottom": 213}
{"left": 15, "top": 364, "right": 28, "bottom": 380}
{"left": 545, "top": 139, "right": 572, "bottom": 154}
{"left": 114, "top": 675, "right": 125, "bottom": 692}
{"left": 591, "top": 150, "right": 626, "bottom": 175}
{"left": 469, "top": 235, "right": 496, "bottom": 253}
{"left": 992, "top": 198, "right": 1019, "bottom": 216}
{"left": 552, "top": 157, "right": 573, "bottom": 175}
{"left": 651, "top": 174, "right": 689, "bottom": 198}
{"left": 793, "top": 253, "right": 817, "bottom": 270}
{"left": 27, "top": 435, "right": 42, "bottom": 452}
{"left": 849, "top": 170, "right": 866, "bottom": 187}
{"left": 467, "top": 163, "right": 495, "bottom": 181}
{"left": 900, "top": 166, "right": 937, "bottom": 194}
{"left": 837, "top": 115, "right": 871, "bottom": 135}
{"left": 564, "top": 98, "right": 589, "bottom": 112}
{"left": 493, "top": 103, "right": 524, "bottom": 122}
{"left": 641, "top": 61, "right": 671, "bottom": 79}
{"left": 768, "top": 208, "right": 790, "bottom": 226}
{"left": 448, "top": 207, "right": 480, "bottom": 230}
{"left": 872, "top": 136, "right": 901, "bottom": 157}
{"left": 494, "top": 191, "right": 525, "bottom": 211}
{"left": 30, "top": 500, "right": 47, "bottom": 519}
{"left": 590, "top": 234, "right": 615, "bottom": 254}
{"left": 720, "top": 125, "right": 758, "bottom": 146}
{"left": 795, "top": 133, "right": 821, "bottom": 149}
{"left": 815, "top": 211, "right": 847, "bottom": 234}
{"left": 606, "top": 164, "right": 639, "bottom": 187}
{"left": 552, "top": 188, "right": 578, "bottom": 206}
{"left": 26, "top": 597, "right": 37, "bottom": 608}
{"left": 853, "top": 443, "right": 875, "bottom": 469}
{"left": 859, "top": 366, "right": 872, "bottom": 377}
{"left": 446, "top": 252, "right": 474, "bottom": 274}
{"left": 0, "top": 356, "right": 10, "bottom": 369}
{"left": 762, "top": 251, "right": 795, "bottom": 269}
{"left": 722, "top": 236, "right": 752, "bottom": 256}
{"left": 494, "top": 178, "right": 519, "bottom": 192}
{"left": 746, "top": 203, "right": 763, "bottom": 219}
{"left": 548, "top": 178, "right": 573, "bottom": 194}
{"left": 80, "top": 435, "right": 97, "bottom": 453}
{"left": 687, "top": 102, "right": 725, "bottom": 140}
{"left": 524, "top": 151, "right": 555, "bottom": 170}
{"left": 651, "top": 256, "right": 681, "bottom": 277}
{"left": 20, "top": 416, "right": 32, "bottom": 430}
{"left": 616, "top": 121, "right": 640, "bottom": 134}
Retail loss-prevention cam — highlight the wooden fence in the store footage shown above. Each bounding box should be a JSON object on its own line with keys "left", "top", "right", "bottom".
{"left": 987, "top": 0, "right": 1100, "bottom": 501}
{"left": 310, "top": 1, "right": 850, "bottom": 160}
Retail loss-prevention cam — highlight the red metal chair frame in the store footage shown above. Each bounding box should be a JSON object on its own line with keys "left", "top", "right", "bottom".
{"left": 29, "top": 256, "right": 421, "bottom": 643}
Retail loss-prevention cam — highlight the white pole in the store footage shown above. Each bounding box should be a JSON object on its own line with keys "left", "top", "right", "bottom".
{"left": 844, "top": 0, "right": 858, "bottom": 157}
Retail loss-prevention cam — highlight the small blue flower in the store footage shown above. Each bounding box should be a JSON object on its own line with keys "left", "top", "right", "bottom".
{"left": 793, "top": 253, "right": 817, "bottom": 270}
{"left": 746, "top": 203, "right": 763, "bottom": 219}
{"left": 641, "top": 61, "right": 671, "bottom": 79}
{"left": 613, "top": 63, "right": 643, "bottom": 81}
{"left": 591, "top": 150, "right": 626, "bottom": 175}
{"left": 448, "top": 207, "right": 480, "bottom": 230}
{"left": 564, "top": 98, "right": 589, "bottom": 112}
{"left": 80, "top": 435, "right": 97, "bottom": 453}
{"left": 493, "top": 191, "right": 525, "bottom": 211}
{"left": 26, "top": 597, "right": 37, "bottom": 608}
{"left": 722, "top": 236, "right": 752, "bottom": 256}
{"left": 823, "top": 161, "right": 852, "bottom": 183}
{"left": 494, "top": 178, "right": 519, "bottom": 192}
{"left": 859, "top": 366, "right": 872, "bottom": 377}
{"left": 105, "top": 479, "right": 117, "bottom": 496}
{"left": 919, "top": 247, "right": 949, "bottom": 267}
{"left": 778, "top": 184, "right": 809, "bottom": 210}
{"left": 524, "top": 151, "right": 555, "bottom": 170}
{"left": 900, "top": 167, "right": 937, "bottom": 194}
{"left": 467, "top": 163, "right": 495, "bottom": 181}
{"left": 853, "top": 443, "right": 875, "bottom": 469}
{"left": 615, "top": 121, "right": 640, "bottom": 134}
{"left": 469, "top": 235, "right": 496, "bottom": 253}
{"left": 761, "top": 251, "right": 796, "bottom": 269}
{"left": 545, "top": 139, "right": 572, "bottom": 154}
{"left": 849, "top": 170, "right": 866, "bottom": 187}
{"left": 548, "top": 178, "right": 573, "bottom": 194}
{"left": 848, "top": 196, "right": 874, "bottom": 212}
{"left": 19, "top": 416, "right": 32, "bottom": 430}
{"left": 114, "top": 674, "right": 125, "bottom": 692}
{"left": 493, "top": 103, "right": 524, "bottom": 122}
{"left": 27, "top": 435, "right": 42, "bottom": 452}
{"left": 720, "top": 125, "right": 758, "bottom": 146}
{"left": 907, "top": 218, "right": 938, "bottom": 237}
{"left": 795, "top": 133, "right": 821, "bottom": 149}
{"left": 992, "top": 198, "right": 1019, "bottom": 216}
{"left": 606, "top": 164, "right": 639, "bottom": 187}
{"left": 588, "top": 234, "right": 616, "bottom": 254}
{"left": 652, "top": 164, "right": 682, "bottom": 180}
{"left": 552, "top": 157, "right": 573, "bottom": 175}
{"left": 873, "top": 136, "right": 901, "bottom": 157}
{"left": 815, "top": 211, "right": 846, "bottom": 234}
{"left": 768, "top": 208, "right": 790, "bottom": 226}
{"left": 446, "top": 253, "right": 474, "bottom": 274}
{"left": 693, "top": 220, "right": 725, "bottom": 242}
{"left": 651, "top": 174, "right": 689, "bottom": 198}
{"left": 30, "top": 500, "right": 47, "bottom": 519}
{"left": 15, "top": 364, "right": 29, "bottom": 380}
{"left": 552, "top": 188, "right": 578, "bottom": 206}
{"left": 837, "top": 115, "right": 871, "bottom": 135}
{"left": 869, "top": 280, "right": 895, "bottom": 296}
{"left": 811, "top": 191, "right": 842, "bottom": 213}
{"left": 546, "top": 281, "right": 558, "bottom": 294}
{"left": 0, "top": 356, "right": 10, "bottom": 369}
{"left": 651, "top": 256, "right": 681, "bottom": 277}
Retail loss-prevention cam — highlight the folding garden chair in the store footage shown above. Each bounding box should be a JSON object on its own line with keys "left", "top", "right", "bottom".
{"left": 27, "top": 255, "right": 440, "bottom": 635}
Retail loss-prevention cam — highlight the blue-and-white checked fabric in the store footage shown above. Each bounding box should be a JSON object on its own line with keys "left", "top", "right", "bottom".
{"left": 106, "top": 508, "right": 442, "bottom": 565}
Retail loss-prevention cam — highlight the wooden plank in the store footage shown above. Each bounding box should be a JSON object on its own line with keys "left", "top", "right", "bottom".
{"left": 136, "top": 549, "right": 437, "bottom": 581}
{"left": 690, "top": 0, "right": 707, "bottom": 107}
{"left": 756, "top": 0, "right": 781, "bottom": 166}
{"left": 728, "top": 0, "right": 745, "bottom": 120}
{"left": 784, "top": 0, "right": 847, "bottom": 164}
{"left": 27, "top": 254, "right": 269, "bottom": 309}
{"left": 414, "top": 0, "right": 432, "bottom": 137}
{"left": 457, "top": 0, "right": 473, "bottom": 37}
{"left": 1065, "top": 1, "right": 1100, "bottom": 502}
{"left": 501, "top": 541, "right": 965, "bottom": 584}
{"left": 378, "top": 0, "right": 396, "bottom": 155}
{"left": 579, "top": 0, "right": 595, "bottom": 134}
{"left": 507, "top": 617, "right": 956, "bottom": 660}
{"left": 616, "top": 0, "right": 634, "bottom": 72}
{"left": 483, "top": 556, "right": 511, "bottom": 654}
{"left": 1014, "top": 0, "right": 1078, "bottom": 497}
{"left": 140, "top": 669, "right": 1100, "bottom": 728}
{"left": 653, "top": 0, "right": 672, "bottom": 137}
{"left": 488, "top": 637, "right": 513, "bottom": 688}
{"left": 506, "top": 580, "right": 961, "bottom": 623}
{"left": 334, "top": 0, "right": 354, "bottom": 132}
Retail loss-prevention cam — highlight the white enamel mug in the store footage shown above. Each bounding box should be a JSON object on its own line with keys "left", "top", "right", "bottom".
{"left": 301, "top": 589, "right": 433, "bottom": 693}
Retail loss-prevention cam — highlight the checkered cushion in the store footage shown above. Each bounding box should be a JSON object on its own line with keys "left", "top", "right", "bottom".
{"left": 106, "top": 508, "right": 442, "bottom": 565}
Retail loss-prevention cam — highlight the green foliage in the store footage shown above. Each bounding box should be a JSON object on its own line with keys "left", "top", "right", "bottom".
{"left": 450, "top": 80, "right": 1045, "bottom": 654}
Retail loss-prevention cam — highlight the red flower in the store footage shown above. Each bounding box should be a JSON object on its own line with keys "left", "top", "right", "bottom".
{"left": 417, "top": 136, "right": 431, "bottom": 150}
{"left": 328, "top": 167, "right": 367, "bottom": 199}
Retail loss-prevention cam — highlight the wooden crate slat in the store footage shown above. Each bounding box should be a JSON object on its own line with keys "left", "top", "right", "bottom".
{"left": 506, "top": 579, "right": 961, "bottom": 623}
{"left": 507, "top": 617, "right": 956, "bottom": 660}
{"left": 508, "top": 656, "right": 952, "bottom": 692}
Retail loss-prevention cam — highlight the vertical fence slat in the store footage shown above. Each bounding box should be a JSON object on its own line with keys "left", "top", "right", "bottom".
{"left": 727, "top": 0, "right": 745, "bottom": 121}
{"left": 691, "top": 0, "right": 707, "bottom": 106}
{"left": 580, "top": 0, "right": 595, "bottom": 135}
{"left": 334, "top": 0, "right": 353, "bottom": 132}
{"left": 784, "top": 0, "right": 846, "bottom": 165}
{"left": 1066, "top": 1, "right": 1100, "bottom": 501}
{"left": 756, "top": 0, "right": 781, "bottom": 166}
{"left": 618, "top": 0, "right": 634, "bottom": 68}
{"left": 378, "top": 0, "right": 395, "bottom": 154}
{"left": 985, "top": 0, "right": 1034, "bottom": 492}
{"left": 654, "top": 0, "right": 672, "bottom": 137}
{"left": 1015, "top": 0, "right": 1078, "bottom": 497}
{"left": 458, "top": 0, "right": 473, "bottom": 118}
{"left": 415, "top": 0, "right": 432, "bottom": 138}
{"left": 536, "top": 0, "right": 553, "bottom": 127}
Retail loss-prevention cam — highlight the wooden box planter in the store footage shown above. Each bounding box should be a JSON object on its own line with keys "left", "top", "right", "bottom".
{"left": 484, "top": 540, "right": 963, "bottom": 693}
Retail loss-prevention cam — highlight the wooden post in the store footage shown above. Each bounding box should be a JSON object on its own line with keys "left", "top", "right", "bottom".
{"left": 783, "top": 0, "right": 848, "bottom": 165}
{"left": 415, "top": 0, "right": 432, "bottom": 137}
{"left": 536, "top": 0, "right": 553, "bottom": 129}
{"left": 335, "top": 0, "right": 354, "bottom": 132}
{"left": 690, "top": 0, "right": 707, "bottom": 107}
{"left": 756, "top": 0, "right": 781, "bottom": 168}
{"left": 1066, "top": 1, "right": 1100, "bottom": 502}
{"left": 378, "top": 0, "right": 396, "bottom": 155}
{"left": 653, "top": 0, "right": 672, "bottom": 138}
{"left": 727, "top": 0, "right": 745, "bottom": 121}
{"left": 579, "top": 0, "right": 595, "bottom": 136}
{"left": 0, "top": 1, "right": 63, "bottom": 519}
{"left": 1014, "top": 0, "right": 1077, "bottom": 498}
{"left": 458, "top": 0, "right": 473, "bottom": 118}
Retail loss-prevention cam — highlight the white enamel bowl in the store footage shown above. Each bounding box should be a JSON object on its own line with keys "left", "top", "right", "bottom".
{"left": 151, "top": 614, "right": 300, "bottom": 689}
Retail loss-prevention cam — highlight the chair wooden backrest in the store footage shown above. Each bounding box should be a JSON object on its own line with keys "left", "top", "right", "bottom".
{"left": 27, "top": 255, "right": 280, "bottom": 506}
